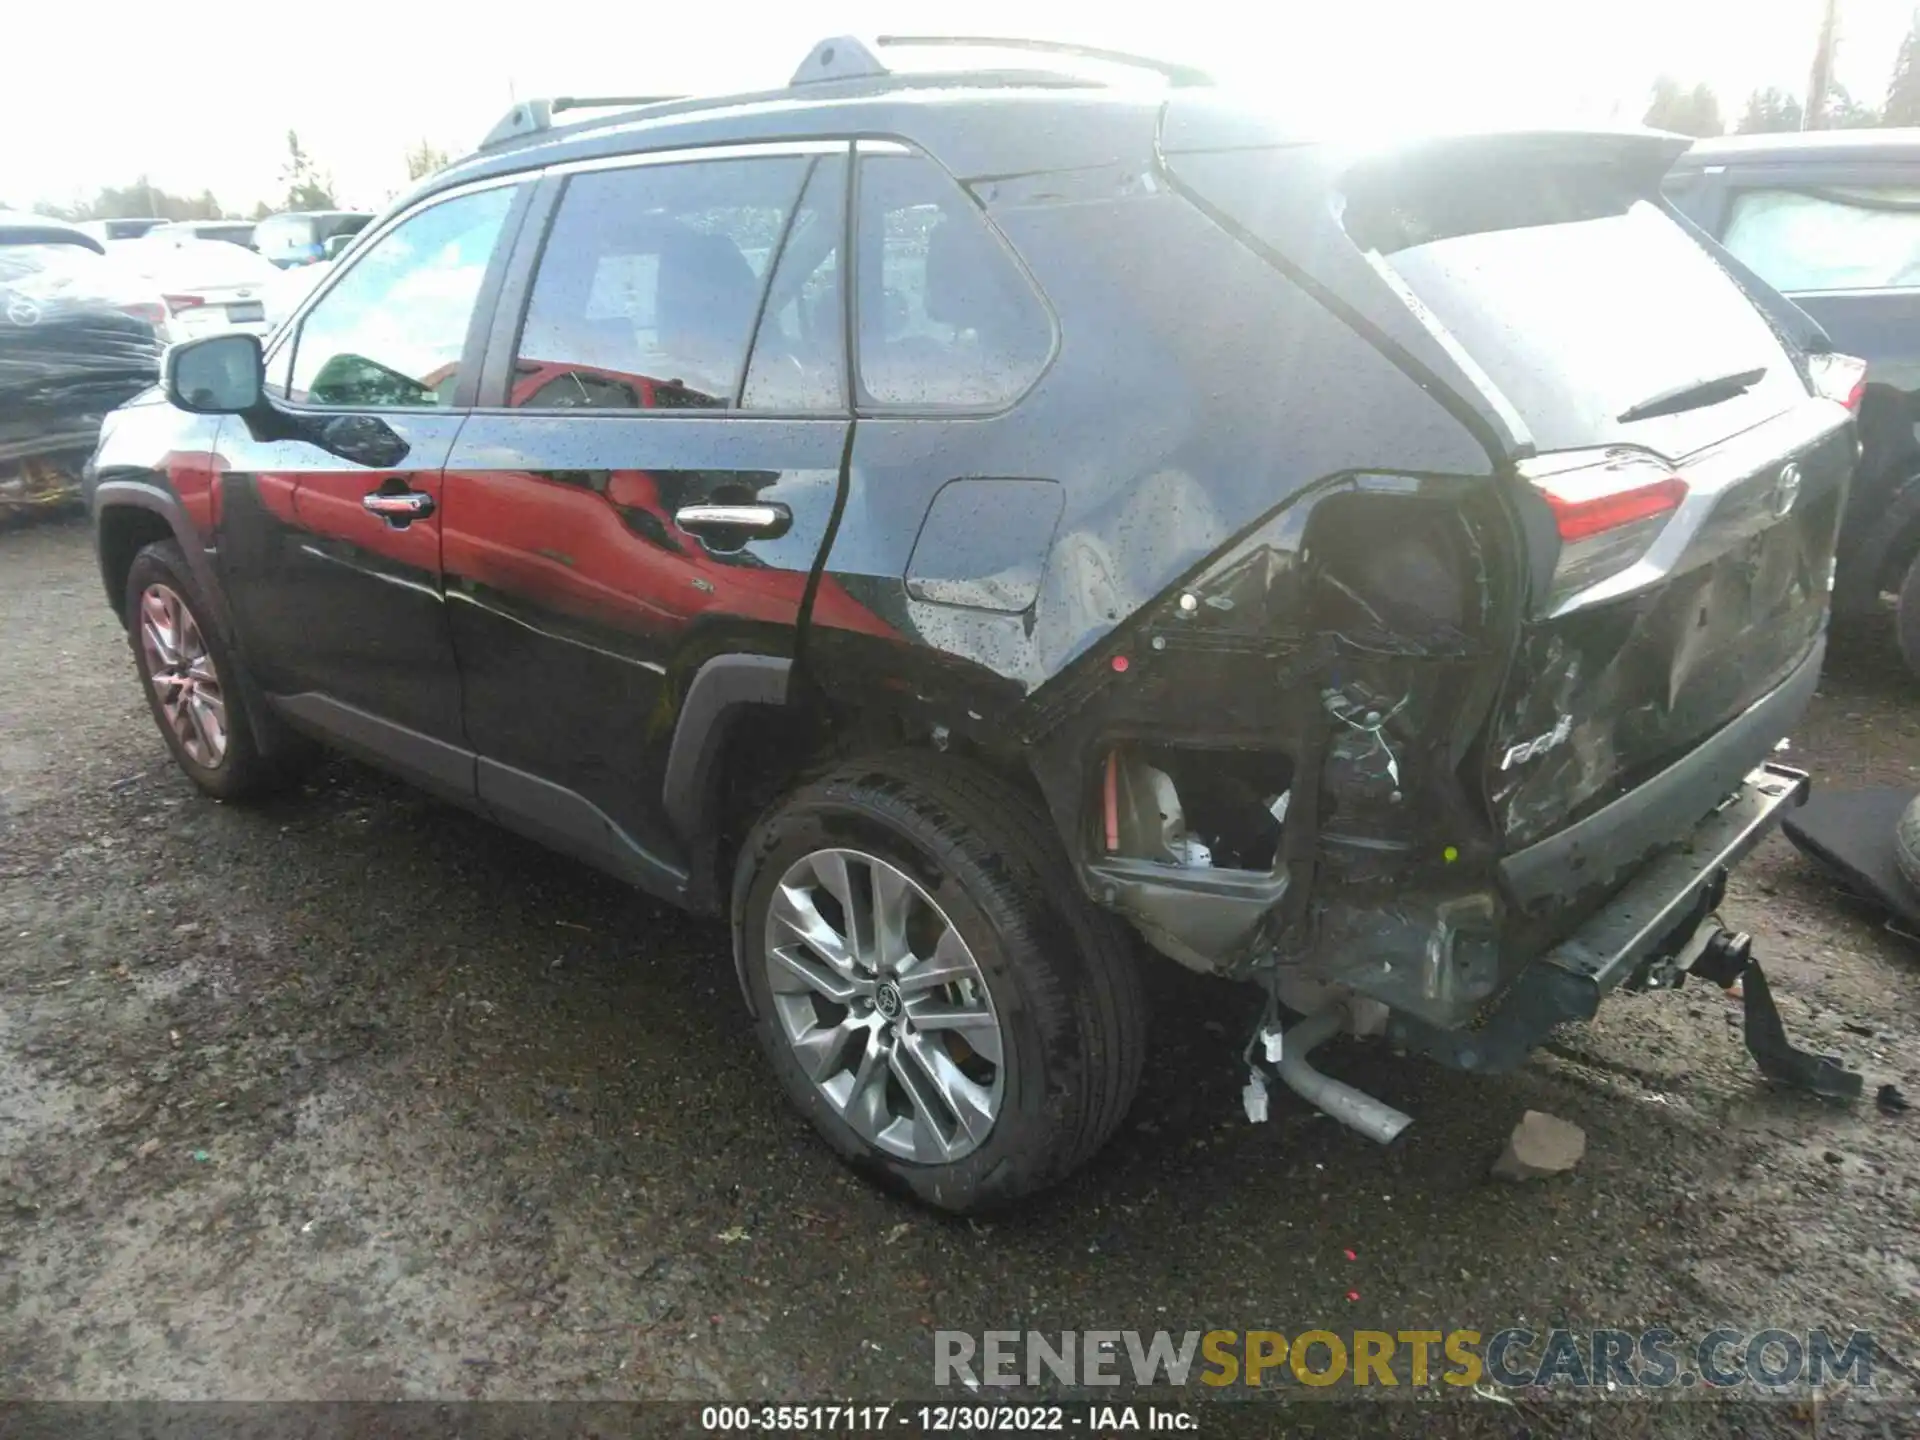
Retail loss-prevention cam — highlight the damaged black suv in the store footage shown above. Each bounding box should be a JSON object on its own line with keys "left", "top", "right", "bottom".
{"left": 86, "top": 36, "right": 1857, "bottom": 1210}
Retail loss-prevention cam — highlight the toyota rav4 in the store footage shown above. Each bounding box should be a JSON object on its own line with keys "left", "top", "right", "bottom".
{"left": 86, "top": 36, "right": 1857, "bottom": 1210}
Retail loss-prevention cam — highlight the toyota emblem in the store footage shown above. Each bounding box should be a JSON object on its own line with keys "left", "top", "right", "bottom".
{"left": 1772, "top": 462, "right": 1802, "bottom": 519}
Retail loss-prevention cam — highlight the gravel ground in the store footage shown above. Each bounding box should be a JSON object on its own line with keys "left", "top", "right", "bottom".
{"left": 3, "top": 516, "right": 1918, "bottom": 1431}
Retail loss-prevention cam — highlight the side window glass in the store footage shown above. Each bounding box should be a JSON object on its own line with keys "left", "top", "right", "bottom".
{"left": 742, "top": 156, "right": 847, "bottom": 411}
{"left": 263, "top": 336, "right": 294, "bottom": 400}
{"left": 290, "top": 186, "right": 516, "bottom": 407}
{"left": 1722, "top": 185, "right": 1920, "bottom": 292}
{"left": 855, "top": 153, "right": 1052, "bottom": 408}
{"left": 512, "top": 157, "right": 807, "bottom": 410}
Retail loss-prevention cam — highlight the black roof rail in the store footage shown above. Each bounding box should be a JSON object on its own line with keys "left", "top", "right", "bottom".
{"left": 476, "top": 35, "right": 1212, "bottom": 154}
{"left": 478, "top": 94, "right": 684, "bottom": 152}
{"left": 892, "top": 35, "right": 1212, "bottom": 87}
{"left": 789, "top": 33, "right": 1212, "bottom": 88}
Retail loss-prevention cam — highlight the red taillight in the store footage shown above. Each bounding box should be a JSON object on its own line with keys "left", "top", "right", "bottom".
{"left": 1540, "top": 475, "right": 1687, "bottom": 541}
{"left": 118, "top": 301, "right": 166, "bottom": 327}
{"left": 1527, "top": 453, "right": 1689, "bottom": 610}
{"left": 1808, "top": 351, "right": 1868, "bottom": 411}
{"left": 162, "top": 293, "right": 206, "bottom": 315}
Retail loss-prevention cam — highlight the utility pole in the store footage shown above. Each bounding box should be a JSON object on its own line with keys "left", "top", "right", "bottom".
{"left": 1805, "top": 0, "right": 1839, "bottom": 129}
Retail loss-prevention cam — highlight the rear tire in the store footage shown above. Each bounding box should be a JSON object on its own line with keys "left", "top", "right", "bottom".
{"left": 125, "top": 540, "right": 309, "bottom": 801}
{"left": 1896, "top": 549, "right": 1920, "bottom": 681}
{"left": 733, "top": 752, "right": 1146, "bottom": 1212}
{"left": 1896, "top": 794, "right": 1920, "bottom": 896}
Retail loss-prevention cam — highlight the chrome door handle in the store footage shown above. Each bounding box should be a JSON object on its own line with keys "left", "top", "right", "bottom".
{"left": 674, "top": 502, "right": 792, "bottom": 540}
{"left": 363, "top": 489, "right": 435, "bottom": 525}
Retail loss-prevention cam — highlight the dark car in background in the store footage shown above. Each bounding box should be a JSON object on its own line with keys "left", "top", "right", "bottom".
{"left": 1667, "top": 130, "right": 1920, "bottom": 666}
{"left": 86, "top": 37, "right": 1857, "bottom": 1209}
{"left": 252, "top": 210, "right": 372, "bottom": 268}
{"left": 0, "top": 212, "right": 159, "bottom": 514}
{"left": 80, "top": 217, "right": 168, "bottom": 244}
{"left": 148, "top": 219, "right": 258, "bottom": 250}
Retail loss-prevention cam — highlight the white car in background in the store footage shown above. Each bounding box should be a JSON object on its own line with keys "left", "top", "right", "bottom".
{"left": 262, "top": 256, "right": 335, "bottom": 327}
{"left": 104, "top": 234, "right": 280, "bottom": 342}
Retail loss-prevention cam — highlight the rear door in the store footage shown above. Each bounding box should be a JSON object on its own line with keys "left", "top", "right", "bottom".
{"left": 1705, "top": 163, "right": 1920, "bottom": 573}
{"left": 440, "top": 144, "right": 859, "bottom": 885}
{"left": 213, "top": 180, "right": 527, "bottom": 796}
{"left": 1708, "top": 162, "right": 1920, "bottom": 374}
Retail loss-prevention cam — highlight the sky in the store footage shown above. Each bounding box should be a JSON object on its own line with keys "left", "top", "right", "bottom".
{"left": 2, "top": 0, "right": 1915, "bottom": 214}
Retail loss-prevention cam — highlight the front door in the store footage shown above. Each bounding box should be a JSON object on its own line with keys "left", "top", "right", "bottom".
{"left": 441, "top": 148, "right": 870, "bottom": 884}
{"left": 213, "top": 182, "right": 525, "bottom": 793}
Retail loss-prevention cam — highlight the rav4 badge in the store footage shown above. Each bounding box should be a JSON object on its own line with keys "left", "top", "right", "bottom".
{"left": 1501, "top": 715, "right": 1573, "bottom": 771}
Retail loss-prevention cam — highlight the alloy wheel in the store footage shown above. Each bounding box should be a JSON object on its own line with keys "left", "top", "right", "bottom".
{"left": 764, "top": 847, "right": 1005, "bottom": 1162}
{"left": 138, "top": 583, "right": 228, "bottom": 769}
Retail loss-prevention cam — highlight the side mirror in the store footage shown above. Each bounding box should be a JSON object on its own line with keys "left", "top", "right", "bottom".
{"left": 165, "top": 332, "right": 265, "bottom": 415}
{"left": 323, "top": 234, "right": 354, "bottom": 261}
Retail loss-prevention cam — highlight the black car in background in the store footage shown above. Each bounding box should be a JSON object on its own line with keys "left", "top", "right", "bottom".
{"left": 1666, "top": 130, "right": 1920, "bottom": 666}
{"left": 87, "top": 37, "right": 1858, "bottom": 1209}
{"left": 0, "top": 212, "right": 159, "bottom": 514}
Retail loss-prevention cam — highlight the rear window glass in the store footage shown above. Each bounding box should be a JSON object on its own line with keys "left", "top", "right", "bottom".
{"left": 1722, "top": 186, "right": 1920, "bottom": 292}
{"left": 1343, "top": 162, "right": 1801, "bottom": 456}
{"left": 195, "top": 223, "right": 256, "bottom": 245}
{"left": 256, "top": 217, "right": 316, "bottom": 247}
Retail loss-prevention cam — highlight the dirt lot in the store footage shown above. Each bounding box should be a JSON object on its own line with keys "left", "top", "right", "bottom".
{"left": 3, "top": 516, "right": 1918, "bottom": 1427}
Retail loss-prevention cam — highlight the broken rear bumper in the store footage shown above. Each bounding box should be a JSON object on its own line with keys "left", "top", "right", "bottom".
{"left": 1389, "top": 759, "right": 1811, "bottom": 1073}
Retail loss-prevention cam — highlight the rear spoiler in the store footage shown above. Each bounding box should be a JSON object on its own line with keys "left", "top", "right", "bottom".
{"left": 1157, "top": 95, "right": 1688, "bottom": 174}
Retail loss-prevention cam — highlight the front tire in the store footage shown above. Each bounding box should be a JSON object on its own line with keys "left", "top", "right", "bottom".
{"left": 125, "top": 540, "right": 304, "bottom": 801}
{"left": 734, "top": 753, "right": 1146, "bottom": 1212}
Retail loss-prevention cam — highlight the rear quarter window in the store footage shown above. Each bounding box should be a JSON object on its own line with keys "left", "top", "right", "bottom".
{"left": 854, "top": 153, "right": 1053, "bottom": 409}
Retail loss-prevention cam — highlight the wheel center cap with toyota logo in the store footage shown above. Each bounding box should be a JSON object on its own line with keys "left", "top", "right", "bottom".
{"left": 1772, "top": 462, "right": 1802, "bottom": 519}
{"left": 874, "top": 981, "right": 903, "bottom": 1021}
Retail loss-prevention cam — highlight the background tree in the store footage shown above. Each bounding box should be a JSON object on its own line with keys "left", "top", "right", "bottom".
{"left": 280, "top": 130, "right": 337, "bottom": 211}
{"left": 404, "top": 139, "right": 451, "bottom": 182}
{"left": 1644, "top": 76, "right": 1726, "bottom": 137}
{"left": 1737, "top": 86, "right": 1805, "bottom": 133}
{"left": 1821, "top": 80, "right": 1883, "bottom": 128}
{"left": 1807, "top": 0, "right": 1840, "bottom": 128}
{"left": 40, "top": 178, "right": 232, "bottom": 221}
{"left": 1885, "top": 12, "right": 1920, "bottom": 126}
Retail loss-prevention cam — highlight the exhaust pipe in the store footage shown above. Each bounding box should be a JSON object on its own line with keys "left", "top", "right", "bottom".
{"left": 1274, "top": 1007, "right": 1413, "bottom": 1145}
